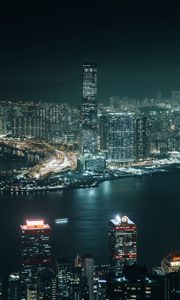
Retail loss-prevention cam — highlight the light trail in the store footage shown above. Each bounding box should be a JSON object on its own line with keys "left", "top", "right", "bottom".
{"left": 0, "top": 137, "right": 77, "bottom": 179}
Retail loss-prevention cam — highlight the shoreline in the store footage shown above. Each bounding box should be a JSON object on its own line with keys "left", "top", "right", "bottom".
{"left": 0, "top": 164, "right": 180, "bottom": 194}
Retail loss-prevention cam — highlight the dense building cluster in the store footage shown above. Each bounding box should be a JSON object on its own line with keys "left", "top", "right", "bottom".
{"left": 1, "top": 64, "right": 180, "bottom": 299}
{"left": 0, "top": 65, "right": 180, "bottom": 168}
{"left": 0, "top": 102, "right": 80, "bottom": 143}
{"left": 2, "top": 216, "right": 179, "bottom": 299}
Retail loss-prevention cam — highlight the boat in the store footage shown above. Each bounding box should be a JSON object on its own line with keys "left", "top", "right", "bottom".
{"left": 54, "top": 218, "right": 68, "bottom": 224}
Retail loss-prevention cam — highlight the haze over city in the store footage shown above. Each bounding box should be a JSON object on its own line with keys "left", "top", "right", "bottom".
{"left": 1, "top": 0, "right": 180, "bottom": 102}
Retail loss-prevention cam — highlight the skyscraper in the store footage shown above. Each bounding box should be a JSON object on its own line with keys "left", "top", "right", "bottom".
{"left": 109, "top": 215, "right": 137, "bottom": 273}
{"left": 20, "top": 219, "right": 51, "bottom": 299}
{"left": 83, "top": 257, "right": 94, "bottom": 300}
{"left": 81, "top": 63, "right": 97, "bottom": 155}
{"left": 57, "top": 258, "right": 72, "bottom": 299}
{"left": 100, "top": 112, "right": 136, "bottom": 163}
{"left": 37, "top": 268, "right": 57, "bottom": 300}
{"left": 8, "top": 273, "right": 20, "bottom": 300}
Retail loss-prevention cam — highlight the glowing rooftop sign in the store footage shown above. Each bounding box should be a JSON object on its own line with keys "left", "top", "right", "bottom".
{"left": 116, "top": 215, "right": 121, "bottom": 223}
{"left": 115, "top": 215, "right": 129, "bottom": 224}
{"left": 122, "top": 216, "right": 129, "bottom": 223}
{"left": 111, "top": 214, "right": 135, "bottom": 225}
{"left": 26, "top": 219, "right": 44, "bottom": 226}
{"left": 20, "top": 219, "right": 50, "bottom": 230}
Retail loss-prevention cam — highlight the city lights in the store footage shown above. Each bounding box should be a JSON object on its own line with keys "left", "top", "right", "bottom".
{"left": 1, "top": 0, "right": 180, "bottom": 298}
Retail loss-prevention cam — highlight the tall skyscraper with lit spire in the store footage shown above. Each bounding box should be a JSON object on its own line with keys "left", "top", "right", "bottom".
{"left": 81, "top": 63, "right": 97, "bottom": 155}
{"left": 20, "top": 219, "right": 51, "bottom": 299}
{"left": 109, "top": 215, "right": 137, "bottom": 273}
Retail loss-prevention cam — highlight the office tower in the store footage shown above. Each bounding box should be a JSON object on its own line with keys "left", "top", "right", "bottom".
{"left": 161, "top": 254, "right": 180, "bottom": 275}
{"left": 72, "top": 255, "right": 92, "bottom": 300}
{"left": 38, "top": 268, "right": 57, "bottom": 300}
{"left": 108, "top": 215, "right": 137, "bottom": 273}
{"left": 57, "top": 258, "right": 72, "bottom": 299}
{"left": 100, "top": 113, "right": 136, "bottom": 163}
{"left": 96, "top": 279, "right": 107, "bottom": 300}
{"left": 20, "top": 219, "right": 51, "bottom": 299}
{"left": 8, "top": 272, "right": 20, "bottom": 300}
{"left": 83, "top": 258, "right": 94, "bottom": 300}
{"left": 94, "top": 265, "right": 110, "bottom": 300}
{"left": 81, "top": 63, "right": 97, "bottom": 155}
{"left": 106, "top": 264, "right": 164, "bottom": 300}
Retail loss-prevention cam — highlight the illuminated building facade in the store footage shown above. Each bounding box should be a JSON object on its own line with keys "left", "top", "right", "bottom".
{"left": 77, "top": 154, "right": 106, "bottom": 172}
{"left": 109, "top": 215, "right": 137, "bottom": 273}
{"left": 10, "top": 101, "right": 80, "bottom": 142}
{"left": 20, "top": 219, "right": 51, "bottom": 299}
{"left": 81, "top": 63, "right": 97, "bottom": 155}
{"left": 100, "top": 113, "right": 136, "bottom": 163}
{"left": 38, "top": 268, "right": 57, "bottom": 300}
{"left": 135, "top": 115, "right": 147, "bottom": 160}
{"left": 161, "top": 253, "right": 180, "bottom": 274}
{"left": 8, "top": 272, "right": 20, "bottom": 300}
{"left": 83, "top": 257, "right": 94, "bottom": 300}
{"left": 57, "top": 259, "right": 72, "bottom": 299}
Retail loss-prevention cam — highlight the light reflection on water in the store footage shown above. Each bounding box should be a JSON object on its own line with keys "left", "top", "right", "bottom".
{"left": 0, "top": 174, "right": 180, "bottom": 275}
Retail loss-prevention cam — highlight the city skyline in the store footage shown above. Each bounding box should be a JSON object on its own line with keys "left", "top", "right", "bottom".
{"left": 1, "top": 1, "right": 180, "bottom": 298}
{"left": 5, "top": 212, "right": 180, "bottom": 299}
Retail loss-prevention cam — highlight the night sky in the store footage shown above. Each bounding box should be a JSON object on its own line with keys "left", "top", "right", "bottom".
{"left": 1, "top": 0, "right": 180, "bottom": 103}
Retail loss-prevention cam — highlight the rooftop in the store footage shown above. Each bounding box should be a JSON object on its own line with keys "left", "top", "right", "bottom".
{"left": 110, "top": 215, "right": 135, "bottom": 226}
{"left": 20, "top": 219, "right": 50, "bottom": 230}
{"left": 164, "top": 253, "right": 180, "bottom": 262}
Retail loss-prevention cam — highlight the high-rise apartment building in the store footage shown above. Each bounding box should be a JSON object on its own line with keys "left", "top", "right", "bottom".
{"left": 135, "top": 115, "right": 147, "bottom": 160}
{"left": 100, "top": 113, "right": 136, "bottom": 163}
{"left": 81, "top": 63, "right": 97, "bottom": 155}
{"left": 109, "top": 215, "right": 137, "bottom": 273}
{"left": 20, "top": 219, "right": 51, "bottom": 299}
{"left": 10, "top": 101, "right": 80, "bottom": 142}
